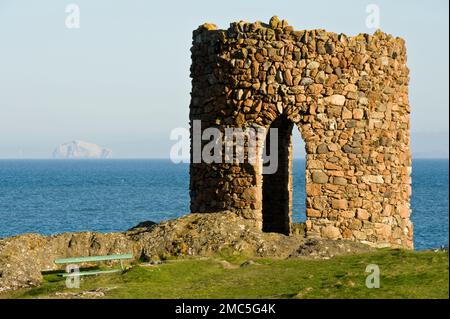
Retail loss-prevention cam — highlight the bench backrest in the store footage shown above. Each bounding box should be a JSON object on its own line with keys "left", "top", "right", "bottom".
{"left": 54, "top": 253, "right": 133, "bottom": 264}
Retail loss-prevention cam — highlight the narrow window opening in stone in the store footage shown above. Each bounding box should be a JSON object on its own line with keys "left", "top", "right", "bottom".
{"left": 292, "top": 127, "right": 307, "bottom": 236}
{"left": 262, "top": 115, "right": 294, "bottom": 235}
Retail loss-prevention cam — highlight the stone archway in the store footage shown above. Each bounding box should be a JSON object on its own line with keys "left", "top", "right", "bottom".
{"left": 262, "top": 114, "right": 295, "bottom": 235}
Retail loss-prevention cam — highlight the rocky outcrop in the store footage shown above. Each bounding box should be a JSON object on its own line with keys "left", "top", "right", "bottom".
{"left": 0, "top": 212, "right": 372, "bottom": 293}
{"left": 53, "top": 140, "right": 112, "bottom": 159}
{"left": 0, "top": 234, "right": 46, "bottom": 292}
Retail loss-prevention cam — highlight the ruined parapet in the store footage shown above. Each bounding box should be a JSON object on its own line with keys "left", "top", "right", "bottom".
{"left": 189, "top": 17, "right": 412, "bottom": 249}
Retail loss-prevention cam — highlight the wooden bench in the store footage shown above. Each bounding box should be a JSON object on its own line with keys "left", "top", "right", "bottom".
{"left": 54, "top": 254, "right": 133, "bottom": 277}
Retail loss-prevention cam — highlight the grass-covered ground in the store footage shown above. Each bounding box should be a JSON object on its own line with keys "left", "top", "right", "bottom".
{"left": 3, "top": 249, "right": 449, "bottom": 299}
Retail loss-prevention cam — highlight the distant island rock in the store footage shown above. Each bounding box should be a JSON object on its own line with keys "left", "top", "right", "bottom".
{"left": 53, "top": 140, "right": 112, "bottom": 159}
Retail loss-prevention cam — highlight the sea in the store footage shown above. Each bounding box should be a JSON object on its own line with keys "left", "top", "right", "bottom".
{"left": 0, "top": 159, "right": 447, "bottom": 250}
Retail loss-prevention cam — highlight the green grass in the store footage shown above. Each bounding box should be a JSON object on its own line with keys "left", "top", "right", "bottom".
{"left": 4, "top": 249, "right": 449, "bottom": 299}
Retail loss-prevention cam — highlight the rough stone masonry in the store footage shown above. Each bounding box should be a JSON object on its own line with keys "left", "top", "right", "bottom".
{"left": 189, "top": 17, "right": 413, "bottom": 249}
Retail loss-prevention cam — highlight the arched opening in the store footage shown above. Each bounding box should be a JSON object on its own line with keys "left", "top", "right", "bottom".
{"left": 262, "top": 115, "right": 294, "bottom": 235}
{"left": 291, "top": 126, "right": 307, "bottom": 234}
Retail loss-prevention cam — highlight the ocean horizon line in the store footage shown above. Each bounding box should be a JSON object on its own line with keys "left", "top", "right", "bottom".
{"left": 0, "top": 157, "right": 448, "bottom": 161}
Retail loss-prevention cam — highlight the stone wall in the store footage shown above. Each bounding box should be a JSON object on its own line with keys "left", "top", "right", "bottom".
{"left": 189, "top": 17, "right": 413, "bottom": 249}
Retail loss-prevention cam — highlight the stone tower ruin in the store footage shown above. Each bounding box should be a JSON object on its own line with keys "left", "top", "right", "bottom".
{"left": 189, "top": 17, "right": 413, "bottom": 249}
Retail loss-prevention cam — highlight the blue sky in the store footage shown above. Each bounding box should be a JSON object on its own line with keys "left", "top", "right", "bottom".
{"left": 0, "top": 0, "right": 448, "bottom": 158}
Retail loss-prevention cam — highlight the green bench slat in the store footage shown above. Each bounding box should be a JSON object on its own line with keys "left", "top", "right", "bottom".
{"left": 54, "top": 253, "right": 133, "bottom": 264}
{"left": 62, "top": 269, "right": 121, "bottom": 277}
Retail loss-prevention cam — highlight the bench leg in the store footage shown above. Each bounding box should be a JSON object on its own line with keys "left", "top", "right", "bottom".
{"left": 120, "top": 260, "right": 124, "bottom": 271}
